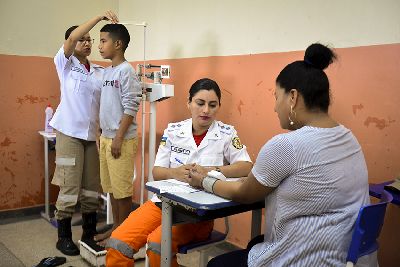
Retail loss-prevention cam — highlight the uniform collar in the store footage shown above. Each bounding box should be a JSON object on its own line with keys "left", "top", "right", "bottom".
{"left": 177, "top": 119, "right": 221, "bottom": 139}
{"left": 71, "top": 56, "right": 103, "bottom": 74}
{"left": 177, "top": 119, "right": 192, "bottom": 138}
{"left": 206, "top": 121, "right": 222, "bottom": 140}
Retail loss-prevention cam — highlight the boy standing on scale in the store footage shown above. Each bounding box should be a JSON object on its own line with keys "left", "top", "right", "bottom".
{"left": 95, "top": 23, "right": 142, "bottom": 245}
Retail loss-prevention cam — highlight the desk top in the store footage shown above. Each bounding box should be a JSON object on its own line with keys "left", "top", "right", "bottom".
{"left": 38, "top": 131, "right": 56, "bottom": 139}
{"left": 146, "top": 180, "right": 264, "bottom": 217}
{"left": 369, "top": 181, "right": 400, "bottom": 205}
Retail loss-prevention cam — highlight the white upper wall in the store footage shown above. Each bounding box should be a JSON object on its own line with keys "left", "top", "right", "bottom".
{"left": 0, "top": 0, "right": 117, "bottom": 60}
{"left": 120, "top": 0, "right": 400, "bottom": 61}
{"left": 1, "top": 0, "right": 399, "bottom": 60}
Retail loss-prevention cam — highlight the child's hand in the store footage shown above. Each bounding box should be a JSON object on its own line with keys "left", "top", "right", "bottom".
{"left": 111, "top": 136, "right": 123, "bottom": 159}
{"left": 102, "top": 10, "right": 119, "bottom": 24}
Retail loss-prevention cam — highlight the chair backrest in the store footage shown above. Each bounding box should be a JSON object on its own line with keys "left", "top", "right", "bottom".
{"left": 346, "top": 190, "right": 393, "bottom": 264}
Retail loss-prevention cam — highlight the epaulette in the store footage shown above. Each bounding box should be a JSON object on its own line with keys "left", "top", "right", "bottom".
{"left": 217, "top": 121, "right": 233, "bottom": 135}
{"left": 167, "top": 121, "right": 185, "bottom": 132}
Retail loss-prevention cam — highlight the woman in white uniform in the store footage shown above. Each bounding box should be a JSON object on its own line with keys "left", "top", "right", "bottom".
{"left": 188, "top": 44, "right": 376, "bottom": 267}
{"left": 50, "top": 11, "right": 118, "bottom": 255}
{"left": 106, "top": 78, "right": 253, "bottom": 267}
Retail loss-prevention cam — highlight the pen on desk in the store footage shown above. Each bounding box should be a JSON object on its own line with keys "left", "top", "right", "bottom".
{"left": 175, "top": 157, "right": 184, "bottom": 165}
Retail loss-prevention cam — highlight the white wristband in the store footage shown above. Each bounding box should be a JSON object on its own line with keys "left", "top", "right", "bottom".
{"left": 202, "top": 176, "right": 218, "bottom": 193}
{"left": 207, "top": 170, "right": 227, "bottom": 180}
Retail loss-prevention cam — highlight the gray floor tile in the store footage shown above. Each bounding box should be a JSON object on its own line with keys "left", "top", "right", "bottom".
{"left": 0, "top": 215, "right": 237, "bottom": 267}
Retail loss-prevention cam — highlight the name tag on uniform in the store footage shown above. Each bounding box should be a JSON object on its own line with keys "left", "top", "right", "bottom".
{"left": 171, "top": 145, "right": 190, "bottom": 155}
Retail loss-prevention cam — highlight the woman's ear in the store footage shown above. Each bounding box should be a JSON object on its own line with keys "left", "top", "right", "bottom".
{"left": 289, "top": 89, "right": 299, "bottom": 108}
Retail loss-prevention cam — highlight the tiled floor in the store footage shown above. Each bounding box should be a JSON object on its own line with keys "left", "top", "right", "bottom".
{"left": 0, "top": 213, "right": 236, "bottom": 267}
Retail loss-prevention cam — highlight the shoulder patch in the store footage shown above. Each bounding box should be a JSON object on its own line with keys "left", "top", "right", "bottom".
{"left": 232, "top": 137, "right": 243, "bottom": 149}
{"left": 160, "top": 136, "right": 167, "bottom": 146}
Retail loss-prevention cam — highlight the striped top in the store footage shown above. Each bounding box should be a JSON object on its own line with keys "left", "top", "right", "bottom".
{"left": 249, "top": 125, "right": 376, "bottom": 267}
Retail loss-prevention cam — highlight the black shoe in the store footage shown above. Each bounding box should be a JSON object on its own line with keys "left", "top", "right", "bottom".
{"left": 56, "top": 237, "right": 80, "bottom": 256}
{"left": 81, "top": 212, "right": 98, "bottom": 241}
{"left": 34, "top": 256, "right": 66, "bottom": 267}
{"left": 56, "top": 217, "right": 79, "bottom": 256}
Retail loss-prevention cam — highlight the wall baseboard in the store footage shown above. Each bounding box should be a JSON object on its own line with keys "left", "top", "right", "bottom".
{"left": 0, "top": 202, "right": 141, "bottom": 225}
{"left": 0, "top": 205, "right": 54, "bottom": 225}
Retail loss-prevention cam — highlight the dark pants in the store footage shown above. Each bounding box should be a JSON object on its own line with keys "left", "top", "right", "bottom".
{"left": 207, "top": 235, "right": 264, "bottom": 267}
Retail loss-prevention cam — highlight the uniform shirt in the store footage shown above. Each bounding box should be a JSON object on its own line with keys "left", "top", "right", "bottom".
{"left": 99, "top": 61, "right": 141, "bottom": 139}
{"left": 248, "top": 125, "right": 376, "bottom": 267}
{"left": 50, "top": 46, "right": 104, "bottom": 141}
{"left": 152, "top": 118, "right": 252, "bottom": 202}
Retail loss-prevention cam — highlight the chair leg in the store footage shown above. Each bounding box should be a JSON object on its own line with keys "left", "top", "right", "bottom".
{"left": 199, "top": 249, "right": 209, "bottom": 267}
{"left": 106, "top": 193, "right": 113, "bottom": 225}
{"left": 145, "top": 243, "right": 150, "bottom": 267}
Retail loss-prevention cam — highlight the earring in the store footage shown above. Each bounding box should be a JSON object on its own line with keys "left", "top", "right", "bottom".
{"left": 288, "top": 105, "right": 296, "bottom": 126}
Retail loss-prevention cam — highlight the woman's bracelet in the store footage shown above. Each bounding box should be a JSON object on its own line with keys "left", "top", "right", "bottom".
{"left": 202, "top": 176, "right": 218, "bottom": 193}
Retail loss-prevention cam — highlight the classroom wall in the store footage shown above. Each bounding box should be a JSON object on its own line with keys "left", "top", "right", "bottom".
{"left": 1, "top": 0, "right": 399, "bottom": 266}
{"left": 123, "top": 1, "right": 400, "bottom": 266}
{"left": 0, "top": 0, "right": 116, "bottom": 209}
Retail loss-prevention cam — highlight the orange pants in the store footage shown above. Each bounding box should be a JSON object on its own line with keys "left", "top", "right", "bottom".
{"left": 106, "top": 200, "right": 214, "bottom": 267}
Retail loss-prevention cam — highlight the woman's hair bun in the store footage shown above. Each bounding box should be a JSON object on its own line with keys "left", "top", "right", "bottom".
{"left": 304, "top": 43, "right": 337, "bottom": 70}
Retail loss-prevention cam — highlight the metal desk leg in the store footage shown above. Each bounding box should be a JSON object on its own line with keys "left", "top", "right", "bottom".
{"left": 41, "top": 137, "right": 51, "bottom": 221}
{"left": 251, "top": 209, "right": 262, "bottom": 238}
{"left": 161, "top": 201, "right": 172, "bottom": 267}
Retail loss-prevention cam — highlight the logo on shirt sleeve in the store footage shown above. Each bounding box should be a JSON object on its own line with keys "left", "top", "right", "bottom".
{"left": 232, "top": 137, "right": 243, "bottom": 149}
{"left": 160, "top": 136, "right": 167, "bottom": 146}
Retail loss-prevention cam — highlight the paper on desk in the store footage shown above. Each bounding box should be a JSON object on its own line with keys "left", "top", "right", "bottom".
{"left": 165, "top": 179, "right": 189, "bottom": 186}
{"left": 159, "top": 179, "right": 200, "bottom": 193}
{"left": 159, "top": 178, "right": 239, "bottom": 194}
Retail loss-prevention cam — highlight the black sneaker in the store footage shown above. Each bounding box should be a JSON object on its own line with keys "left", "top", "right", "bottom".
{"left": 34, "top": 256, "right": 66, "bottom": 267}
{"left": 56, "top": 237, "right": 79, "bottom": 256}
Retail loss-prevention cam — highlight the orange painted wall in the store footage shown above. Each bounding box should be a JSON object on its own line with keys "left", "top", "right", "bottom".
{"left": 136, "top": 44, "right": 400, "bottom": 267}
{"left": 0, "top": 55, "right": 59, "bottom": 210}
{"left": 1, "top": 43, "right": 399, "bottom": 265}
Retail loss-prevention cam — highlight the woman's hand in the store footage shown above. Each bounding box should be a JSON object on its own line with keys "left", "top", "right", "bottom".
{"left": 102, "top": 10, "right": 119, "bottom": 23}
{"left": 187, "top": 166, "right": 207, "bottom": 188}
{"left": 171, "top": 164, "right": 193, "bottom": 182}
{"left": 191, "top": 164, "right": 209, "bottom": 177}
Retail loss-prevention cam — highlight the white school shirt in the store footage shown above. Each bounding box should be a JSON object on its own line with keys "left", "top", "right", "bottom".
{"left": 151, "top": 118, "right": 252, "bottom": 202}
{"left": 50, "top": 46, "right": 104, "bottom": 141}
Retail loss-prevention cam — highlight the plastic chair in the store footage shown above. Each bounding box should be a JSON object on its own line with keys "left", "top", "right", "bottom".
{"left": 346, "top": 190, "right": 393, "bottom": 267}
